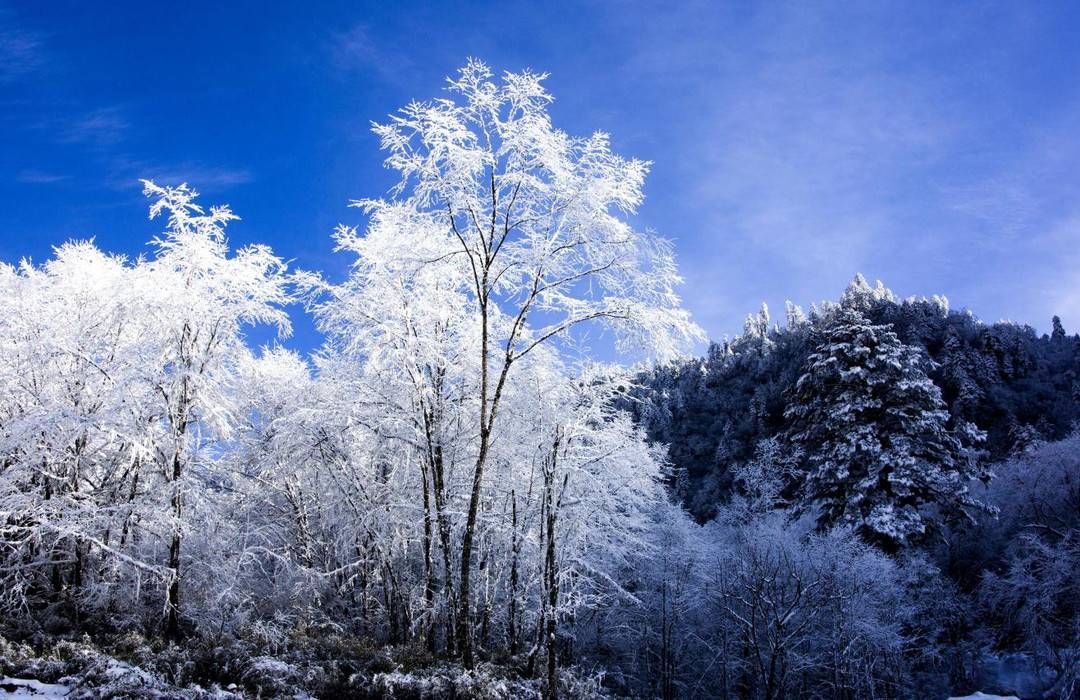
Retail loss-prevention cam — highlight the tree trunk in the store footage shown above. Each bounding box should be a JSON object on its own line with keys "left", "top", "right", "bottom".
{"left": 458, "top": 291, "right": 491, "bottom": 667}
{"left": 165, "top": 327, "right": 192, "bottom": 641}
{"left": 430, "top": 439, "right": 456, "bottom": 656}
{"left": 420, "top": 452, "right": 436, "bottom": 651}
{"left": 543, "top": 437, "right": 562, "bottom": 700}
{"left": 165, "top": 449, "right": 182, "bottom": 640}
{"left": 508, "top": 491, "right": 520, "bottom": 655}
{"left": 458, "top": 432, "right": 489, "bottom": 666}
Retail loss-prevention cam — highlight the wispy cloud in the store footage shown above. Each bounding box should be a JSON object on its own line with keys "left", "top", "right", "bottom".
{"left": 590, "top": 2, "right": 1051, "bottom": 335}
{"left": 947, "top": 99, "right": 1080, "bottom": 241}
{"left": 21, "top": 101, "right": 251, "bottom": 194}
{"left": 24, "top": 106, "right": 131, "bottom": 149}
{"left": 682, "top": 12, "right": 952, "bottom": 258}
{"left": 138, "top": 163, "right": 254, "bottom": 189}
{"left": 938, "top": 95, "right": 1080, "bottom": 331}
{"left": 55, "top": 106, "right": 129, "bottom": 146}
{"left": 105, "top": 157, "right": 254, "bottom": 191}
{"left": 0, "top": 10, "right": 44, "bottom": 83}
{"left": 331, "top": 24, "right": 415, "bottom": 85}
{"left": 16, "top": 169, "right": 68, "bottom": 184}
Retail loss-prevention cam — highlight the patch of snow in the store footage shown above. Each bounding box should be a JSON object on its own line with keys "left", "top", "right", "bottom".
{"left": 947, "top": 693, "right": 1020, "bottom": 700}
{"left": 0, "top": 678, "right": 71, "bottom": 697}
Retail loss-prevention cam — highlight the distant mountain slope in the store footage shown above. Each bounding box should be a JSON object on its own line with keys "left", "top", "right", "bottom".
{"left": 632, "top": 275, "right": 1080, "bottom": 521}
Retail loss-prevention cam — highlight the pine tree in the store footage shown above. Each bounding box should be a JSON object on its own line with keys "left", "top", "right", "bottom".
{"left": 785, "top": 300, "right": 808, "bottom": 329}
{"left": 785, "top": 306, "right": 990, "bottom": 548}
{"left": 941, "top": 331, "right": 983, "bottom": 417}
{"left": 1051, "top": 315, "right": 1066, "bottom": 342}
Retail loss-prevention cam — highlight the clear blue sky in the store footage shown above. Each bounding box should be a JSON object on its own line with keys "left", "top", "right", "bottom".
{"left": 3, "top": 1, "right": 1080, "bottom": 353}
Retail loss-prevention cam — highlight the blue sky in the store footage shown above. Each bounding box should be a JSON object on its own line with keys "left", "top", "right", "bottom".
{"left": 3, "top": 1, "right": 1080, "bottom": 354}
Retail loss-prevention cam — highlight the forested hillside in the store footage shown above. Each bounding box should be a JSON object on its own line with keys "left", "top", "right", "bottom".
{"left": 634, "top": 275, "right": 1080, "bottom": 522}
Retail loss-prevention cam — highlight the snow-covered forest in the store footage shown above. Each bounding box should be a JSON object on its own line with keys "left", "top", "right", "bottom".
{"left": 1, "top": 63, "right": 1078, "bottom": 699}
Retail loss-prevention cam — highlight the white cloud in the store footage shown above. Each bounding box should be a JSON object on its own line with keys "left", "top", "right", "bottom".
{"left": 106, "top": 158, "right": 254, "bottom": 191}
{"left": 0, "top": 11, "right": 44, "bottom": 83}
{"left": 590, "top": 2, "right": 1066, "bottom": 336}
{"left": 331, "top": 24, "right": 415, "bottom": 85}
{"left": 16, "top": 170, "right": 68, "bottom": 184}
{"left": 56, "top": 106, "right": 130, "bottom": 146}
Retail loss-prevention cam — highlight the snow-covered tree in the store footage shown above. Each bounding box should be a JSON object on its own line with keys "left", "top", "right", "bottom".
{"left": 701, "top": 510, "right": 906, "bottom": 700}
{"left": 728, "top": 437, "right": 801, "bottom": 517}
{"left": 355, "top": 59, "right": 702, "bottom": 664}
{"left": 785, "top": 306, "right": 990, "bottom": 547}
{"left": 133, "top": 181, "right": 291, "bottom": 636}
{"left": 0, "top": 242, "right": 153, "bottom": 624}
{"left": 975, "top": 435, "right": 1080, "bottom": 695}
{"left": 784, "top": 301, "right": 807, "bottom": 329}
{"left": 299, "top": 212, "right": 480, "bottom": 649}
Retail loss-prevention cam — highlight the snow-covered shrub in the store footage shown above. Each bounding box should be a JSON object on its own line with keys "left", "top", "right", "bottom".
{"left": 241, "top": 656, "right": 304, "bottom": 696}
{"left": 701, "top": 513, "right": 908, "bottom": 699}
{"left": 967, "top": 436, "right": 1080, "bottom": 698}
{"left": 368, "top": 662, "right": 606, "bottom": 699}
{"left": 898, "top": 553, "right": 982, "bottom": 697}
{"left": 0, "top": 634, "right": 232, "bottom": 699}
{"left": 0, "top": 634, "right": 37, "bottom": 678}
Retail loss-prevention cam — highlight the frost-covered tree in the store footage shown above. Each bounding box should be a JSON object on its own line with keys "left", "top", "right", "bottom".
{"left": 521, "top": 365, "right": 668, "bottom": 695}
{"left": 965, "top": 435, "right": 1080, "bottom": 697}
{"left": 0, "top": 183, "right": 292, "bottom": 636}
{"left": 133, "top": 181, "right": 291, "bottom": 636}
{"left": 785, "top": 305, "right": 989, "bottom": 547}
{"left": 299, "top": 212, "right": 480, "bottom": 650}
{"left": 0, "top": 242, "right": 152, "bottom": 624}
{"left": 784, "top": 301, "right": 807, "bottom": 329}
{"left": 701, "top": 511, "right": 907, "bottom": 700}
{"left": 728, "top": 437, "right": 801, "bottom": 517}
{"left": 356, "top": 59, "right": 702, "bottom": 664}
{"left": 211, "top": 347, "right": 331, "bottom": 624}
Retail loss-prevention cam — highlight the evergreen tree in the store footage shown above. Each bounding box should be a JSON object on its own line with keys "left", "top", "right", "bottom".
{"left": 785, "top": 306, "right": 990, "bottom": 547}
{"left": 940, "top": 331, "right": 983, "bottom": 416}
{"left": 1051, "top": 315, "right": 1066, "bottom": 342}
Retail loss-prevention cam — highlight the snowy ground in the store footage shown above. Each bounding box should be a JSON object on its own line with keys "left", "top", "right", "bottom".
{"left": 0, "top": 674, "right": 1037, "bottom": 699}
{"left": 0, "top": 678, "right": 70, "bottom": 697}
